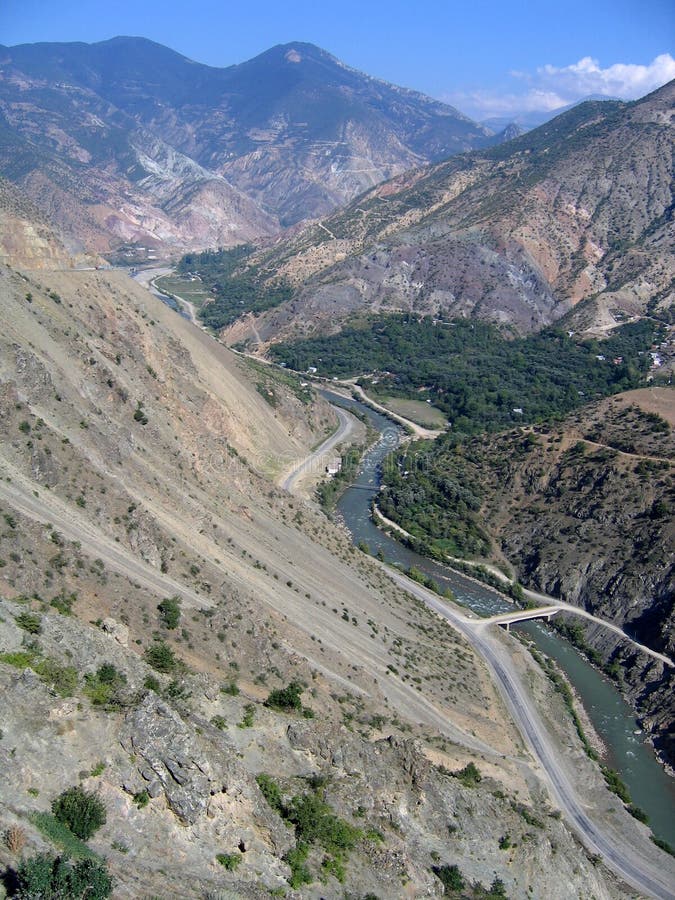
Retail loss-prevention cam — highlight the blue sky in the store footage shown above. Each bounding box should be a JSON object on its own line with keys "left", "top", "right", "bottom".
{"left": 2, "top": 0, "right": 673, "bottom": 119}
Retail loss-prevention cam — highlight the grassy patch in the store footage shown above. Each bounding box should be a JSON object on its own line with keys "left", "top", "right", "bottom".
{"left": 380, "top": 396, "right": 447, "bottom": 428}
{"left": 31, "top": 813, "right": 100, "bottom": 860}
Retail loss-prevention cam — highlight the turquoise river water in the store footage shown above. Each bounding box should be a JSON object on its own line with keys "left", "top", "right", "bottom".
{"left": 323, "top": 390, "right": 675, "bottom": 846}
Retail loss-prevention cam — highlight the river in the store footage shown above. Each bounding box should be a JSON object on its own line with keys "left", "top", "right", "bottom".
{"left": 323, "top": 390, "right": 675, "bottom": 846}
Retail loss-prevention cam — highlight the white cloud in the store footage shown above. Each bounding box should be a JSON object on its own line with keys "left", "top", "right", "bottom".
{"left": 443, "top": 54, "right": 675, "bottom": 121}
{"left": 535, "top": 54, "right": 675, "bottom": 99}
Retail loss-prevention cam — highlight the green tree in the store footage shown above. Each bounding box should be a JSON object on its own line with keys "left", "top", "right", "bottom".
{"left": 15, "top": 853, "right": 112, "bottom": 899}
{"left": 265, "top": 681, "right": 304, "bottom": 712}
{"left": 51, "top": 786, "right": 106, "bottom": 840}
{"left": 144, "top": 641, "right": 177, "bottom": 673}
{"left": 157, "top": 595, "right": 181, "bottom": 629}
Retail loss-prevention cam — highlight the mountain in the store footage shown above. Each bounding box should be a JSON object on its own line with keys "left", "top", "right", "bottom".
{"left": 0, "top": 37, "right": 507, "bottom": 257}
{"left": 0, "top": 175, "right": 97, "bottom": 268}
{"left": 481, "top": 94, "right": 622, "bottom": 133}
{"left": 215, "top": 81, "right": 674, "bottom": 345}
{"left": 378, "top": 389, "right": 675, "bottom": 765}
{"left": 0, "top": 223, "right": 633, "bottom": 896}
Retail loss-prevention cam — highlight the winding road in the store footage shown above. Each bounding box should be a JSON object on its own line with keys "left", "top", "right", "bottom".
{"left": 280, "top": 405, "right": 355, "bottom": 492}
{"left": 389, "top": 570, "right": 675, "bottom": 899}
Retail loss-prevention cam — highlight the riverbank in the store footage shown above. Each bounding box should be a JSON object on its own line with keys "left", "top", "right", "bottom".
{"left": 331, "top": 390, "right": 675, "bottom": 852}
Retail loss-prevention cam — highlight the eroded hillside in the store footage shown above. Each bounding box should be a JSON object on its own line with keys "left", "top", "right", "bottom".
{"left": 0, "top": 263, "right": 645, "bottom": 897}
{"left": 220, "top": 81, "right": 674, "bottom": 346}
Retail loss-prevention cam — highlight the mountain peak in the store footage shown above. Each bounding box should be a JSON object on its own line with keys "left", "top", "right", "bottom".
{"left": 0, "top": 35, "right": 508, "bottom": 252}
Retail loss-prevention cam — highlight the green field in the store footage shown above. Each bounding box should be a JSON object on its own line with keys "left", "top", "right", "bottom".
{"left": 154, "top": 275, "right": 212, "bottom": 307}
{"left": 380, "top": 396, "right": 447, "bottom": 428}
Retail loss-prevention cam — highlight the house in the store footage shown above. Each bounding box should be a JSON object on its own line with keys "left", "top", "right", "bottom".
{"left": 326, "top": 458, "right": 342, "bottom": 476}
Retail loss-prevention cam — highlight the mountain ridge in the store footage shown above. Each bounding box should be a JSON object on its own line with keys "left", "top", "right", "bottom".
{"left": 0, "top": 37, "right": 508, "bottom": 257}
{"left": 216, "top": 80, "right": 674, "bottom": 343}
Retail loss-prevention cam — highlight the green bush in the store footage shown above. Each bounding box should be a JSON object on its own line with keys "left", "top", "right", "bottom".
{"left": 238, "top": 703, "right": 255, "bottom": 728}
{"left": 215, "top": 852, "right": 241, "bottom": 870}
{"left": 30, "top": 812, "right": 98, "bottom": 859}
{"left": 35, "top": 658, "right": 78, "bottom": 698}
{"left": 15, "top": 611, "right": 42, "bottom": 634}
{"left": 256, "top": 773, "right": 284, "bottom": 813}
{"left": 51, "top": 785, "right": 107, "bottom": 840}
{"left": 157, "top": 595, "right": 181, "bottom": 630}
{"left": 265, "top": 681, "right": 304, "bottom": 712}
{"left": 283, "top": 842, "right": 312, "bottom": 889}
{"left": 50, "top": 590, "right": 76, "bottom": 615}
{"left": 453, "top": 762, "right": 482, "bottom": 787}
{"left": 433, "top": 863, "right": 465, "bottom": 892}
{"left": 144, "top": 640, "right": 177, "bottom": 673}
{"left": 287, "top": 792, "right": 361, "bottom": 855}
{"left": 84, "top": 663, "right": 128, "bottom": 709}
{"left": 133, "top": 790, "right": 150, "bottom": 809}
{"left": 15, "top": 853, "right": 112, "bottom": 899}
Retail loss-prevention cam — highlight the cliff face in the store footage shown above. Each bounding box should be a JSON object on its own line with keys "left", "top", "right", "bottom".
{"left": 223, "top": 81, "right": 674, "bottom": 344}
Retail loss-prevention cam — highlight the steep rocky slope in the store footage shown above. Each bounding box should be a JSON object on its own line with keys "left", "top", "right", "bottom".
{"left": 0, "top": 259, "right": 650, "bottom": 897}
{"left": 0, "top": 176, "right": 98, "bottom": 269}
{"left": 380, "top": 389, "right": 674, "bottom": 765}
{"left": 221, "top": 81, "right": 674, "bottom": 345}
{"left": 0, "top": 38, "right": 507, "bottom": 257}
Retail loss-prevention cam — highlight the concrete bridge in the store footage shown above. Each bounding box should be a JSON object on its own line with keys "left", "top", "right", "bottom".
{"left": 476, "top": 601, "right": 674, "bottom": 669}
{"left": 482, "top": 605, "right": 562, "bottom": 631}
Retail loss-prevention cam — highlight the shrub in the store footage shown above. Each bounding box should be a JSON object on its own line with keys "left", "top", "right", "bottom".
{"left": 144, "top": 640, "right": 177, "bottom": 673}
{"left": 433, "top": 863, "right": 465, "bottom": 893}
{"left": 15, "top": 853, "right": 112, "bottom": 899}
{"left": 287, "top": 792, "right": 361, "bottom": 855}
{"left": 651, "top": 835, "right": 675, "bottom": 857}
{"left": 143, "top": 674, "right": 161, "bottom": 692}
{"left": 238, "top": 703, "right": 255, "bottom": 728}
{"left": 157, "top": 595, "right": 181, "bottom": 629}
{"left": 133, "top": 790, "right": 150, "bottom": 809}
{"left": 215, "top": 852, "right": 241, "bottom": 870}
{"left": 265, "top": 681, "right": 304, "bottom": 712}
{"left": 35, "top": 658, "right": 78, "bottom": 697}
{"left": 284, "top": 842, "right": 312, "bottom": 889}
{"left": 256, "top": 773, "right": 284, "bottom": 813}
{"left": 50, "top": 590, "right": 76, "bottom": 616}
{"left": 453, "top": 762, "right": 482, "bottom": 786}
{"left": 51, "top": 785, "right": 107, "bottom": 840}
{"left": 84, "top": 663, "right": 128, "bottom": 709}
{"left": 31, "top": 812, "right": 98, "bottom": 859}
{"left": 4, "top": 824, "right": 27, "bottom": 853}
{"left": 15, "top": 611, "right": 42, "bottom": 634}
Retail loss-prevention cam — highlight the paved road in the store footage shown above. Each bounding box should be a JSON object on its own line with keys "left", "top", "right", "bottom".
{"left": 388, "top": 569, "right": 675, "bottom": 900}
{"left": 280, "top": 405, "right": 355, "bottom": 493}
{"left": 481, "top": 597, "right": 674, "bottom": 669}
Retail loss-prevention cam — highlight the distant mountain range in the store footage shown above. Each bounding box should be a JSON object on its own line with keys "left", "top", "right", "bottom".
{"left": 481, "top": 94, "right": 622, "bottom": 133}
{"left": 222, "top": 80, "right": 674, "bottom": 341}
{"left": 0, "top": 37, "right": 512, "bottom": 257}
